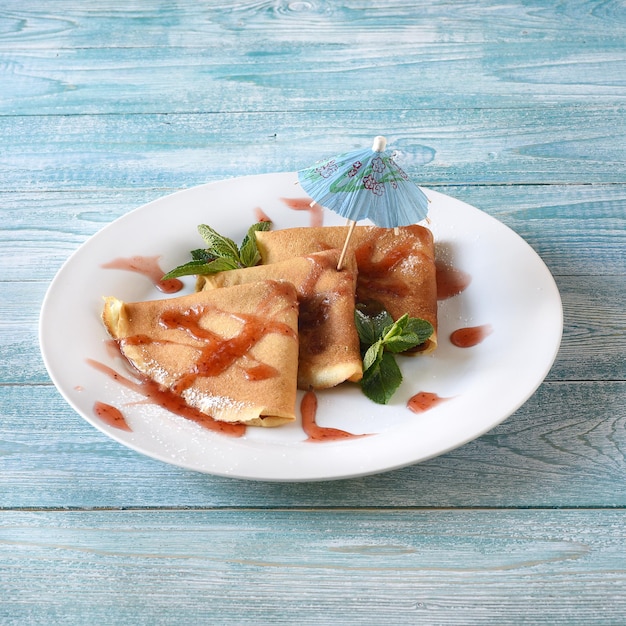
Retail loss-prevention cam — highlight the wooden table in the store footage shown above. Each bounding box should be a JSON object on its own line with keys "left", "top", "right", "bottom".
{"left": 1, "top": 2, "right": 625, "bottom": 623}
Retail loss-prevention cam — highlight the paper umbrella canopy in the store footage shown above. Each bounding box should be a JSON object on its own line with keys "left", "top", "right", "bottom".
{"left": 297, "top": 135, "right": 429, "bottom": 229}
{"left": 297, "top": 135, "right": 430, "bottom": 268}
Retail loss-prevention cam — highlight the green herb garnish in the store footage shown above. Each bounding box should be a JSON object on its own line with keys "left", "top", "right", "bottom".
{"left": 163, "top": 221, "right": 272, "bottom": 279}
{"left": 355, "top": 303, "right": 434, "bottom": 405}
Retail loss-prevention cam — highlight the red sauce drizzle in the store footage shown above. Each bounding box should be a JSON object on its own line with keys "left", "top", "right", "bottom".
{"left": 435, "top": 260, "right": 471, "bottom": 300}
{"left": 354, "top": 237, "right": 421, "bottom": 299}
{"left": 450, "top": 324, "right": 493, "bottom": 348}
{"left": 254, "top": 207, "right": 272, "bottom": 222}
{"left": 301, "top": 391, "right": 370, "bottom": 442}
{"left": 101, "top": 255, "right": 184, "bottom": 294}
{"left": 90, "top": 289, "right": 298, "bottom": 437}
{"left": 104, "top": 338, "right": 123, "bottom": 359}
{"left": 93, "top": 401, "right": 132, "bottom": 431}
{"left": 281, "top": 197, "right": 324, "bottom": 227}
{"left": 243, "top": 363, "right": 278, "bottom": 381}
{"left": 356, "top": 238, "right": 414, "bottom": 276}
{"left": 154, "top": 304, "right": 294, "bottom": 393}
{"left": 407, "top": 392, "right": 449, "bottom": 413}
{"left": 87, "top": 359, "right": 246, "bottom": 437}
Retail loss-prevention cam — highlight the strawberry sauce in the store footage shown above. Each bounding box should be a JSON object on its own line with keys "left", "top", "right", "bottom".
{"left": 407, "top": 392, "right": 449, "bottom": 413}
{"left": 88, "top": 359, "right": 246, "bottom": 437}
{"left": 301, "top": 391, "right": 369, "bottom": 442}
{"left": 281, "top": 197, "right": 324, "bottom": 227}
{"left": 93, "top": 401, "right": 132, "bottom": 431}
{"left": 435, "top": 260, "right": 471, "bottom": 300}
{"left": 450, "top": 324, "right": 493, "bottom": 348}
{"left": 101, "top": 255, "right": 184, "bottom": 294}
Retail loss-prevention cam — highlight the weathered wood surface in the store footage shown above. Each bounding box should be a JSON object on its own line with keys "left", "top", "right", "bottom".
{"left": 2, "top": 109, "right": 625, "bottom": 188}
{"left": 1, "top": 381, "right": 625, "bottom": 509}
{"left": 1, "top": 1, "right": 625, "bottom": 623}
{"left": 2, "top": 510, "right": 626, "bottom": 625}
{"left": 1, "top": 1, "right": 625, "bottom": 114}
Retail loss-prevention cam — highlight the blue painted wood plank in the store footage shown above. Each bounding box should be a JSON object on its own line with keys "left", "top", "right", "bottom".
{"left": 1, "top": 109, "right": 625, "bottom": 191}
{"left": 1, "top": 509, "right": 625, "bottom": 625}
{"left": 0, "top": 2, "right": 625, "bottom": 115}
{"left": 2, "top": 185, "right": 624, "bottom": 284}
{"left": 2, "top": 0, "right": 625, "bottom": 50}
{"left": 441, "top": 184, "right": 626, "bottom": 277}
{"left": 2, "top": 42, "right": 624, "bottom": 115}
{"left": 1, "top": 272, "right": 621, "bottom": 385}
{"left": 1, "top": 382, "right": 624, "bottom": 508}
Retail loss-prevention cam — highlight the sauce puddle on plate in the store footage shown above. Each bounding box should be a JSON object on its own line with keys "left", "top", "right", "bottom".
{"left": 301, "top": 391, "right": 370, "bottom": 442}
{"left": 101, "top": 255, "right": 184, "bottom": 294}
{"left": 407, "top": 392, "right": 450, "bottom": 414}
{"left": 88, "top": 358, "right": 246, "bottom": 437}
{"left": 450, "top": 324, "right": 493, "bottom": 348}
{"left": 254, "top": 207, "right": 272, "bottom": 223}
{"left": 93, "top": 401, "right": 132, "bottom": 431}
{"left": 436, "top": 260, "right": 471, "bottom": 300}
{"left": 281, "top": 197, "right": 324, "bottom": 227}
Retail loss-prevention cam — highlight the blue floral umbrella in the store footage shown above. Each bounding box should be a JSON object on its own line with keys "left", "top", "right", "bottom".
{"left": 298, "top": 136, "right": 429, "bottom": 268}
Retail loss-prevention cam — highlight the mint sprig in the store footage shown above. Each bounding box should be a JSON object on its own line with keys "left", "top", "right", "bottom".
{"left": 163, "top": 221, "right": 271, "bottom": 279}
{"left": 355, "top": 304, "right": 434, "bottom": 404}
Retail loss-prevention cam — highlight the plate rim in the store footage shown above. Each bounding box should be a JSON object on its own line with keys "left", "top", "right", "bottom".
{"left": 39, "top": 172, "right": 563, "bottom": 482}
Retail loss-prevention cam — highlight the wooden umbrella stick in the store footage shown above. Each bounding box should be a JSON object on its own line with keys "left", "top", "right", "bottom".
{"left": 337, "top": 220, "right": 356, "bottom": 271}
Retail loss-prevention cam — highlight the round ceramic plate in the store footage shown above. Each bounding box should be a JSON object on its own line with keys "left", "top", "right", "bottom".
{"left": 39, "top": 172, "right": 562, "bottom": 481}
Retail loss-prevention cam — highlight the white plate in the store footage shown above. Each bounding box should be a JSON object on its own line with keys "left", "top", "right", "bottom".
{"left": 39, "top": 172, "right": 562, "bottom": 481}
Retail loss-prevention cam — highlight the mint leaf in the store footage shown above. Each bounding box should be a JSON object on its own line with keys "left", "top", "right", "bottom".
{"left": 404, "top": 316, "right": 435, "bottom": 339}
{"left": 362, "top": 340, "right": 384, "bottom": 371}
{"left": 360, "top": 351, "right": 403, "bottom": 404}
{"left": 197, "top": 224, "right": 240, "bottom": 259}
{"left": 162, "top": 260, "right": 211, "bottom": 279}
{"left": 190, "top": 248, "right": 217, "bottom": 262}
{"left": 164, "top": 220, "right": 273, "bottom": 279}
{"left": 239, "top": 221, "right": 271, "bottom": 267}
{"left": 355, "top": 302, "right": 394, "bottom": 345}
{"left": 384, "top": 318, "right": 434, "bottom": 353}
{"left": 381, "top": 313, "right": 408, "bottom": 342}
{"left": 355, "top": 304, "right": 434, "bottom": 404}
{"left": 162, "top": 257, "right": 240, "bottom": 279}
{"left": 199, "top": 257, "right": 242, "bottom": 273}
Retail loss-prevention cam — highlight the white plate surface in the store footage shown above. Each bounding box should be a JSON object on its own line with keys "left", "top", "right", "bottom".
{"left": 40, "top": 172, "right": 562, "bottom": 481}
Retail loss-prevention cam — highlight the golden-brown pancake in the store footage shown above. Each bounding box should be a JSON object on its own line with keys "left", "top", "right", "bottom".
{"left": 256, "top": 225, "right": 438, "bottom": 353}
{"left": 197, "top": 249, "right": 362, "bottom": 389}
{"left": 102, "top": 280, "right": 299, "bottom": 427}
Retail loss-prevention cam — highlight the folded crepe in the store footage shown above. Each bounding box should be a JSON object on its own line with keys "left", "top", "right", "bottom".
{"left": 101, "top": 280, "right": 299, "bottom": 427}
{"left": 256, "top": 225, "right": 438, "bottom": 353}
{"left": 198, "top": 249, "right": 362, "bottom": 389}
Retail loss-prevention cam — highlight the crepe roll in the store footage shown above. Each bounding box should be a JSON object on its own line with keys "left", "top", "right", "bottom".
{"left": 198, "top": 249, "right": 362, "bottom": 389}
{"left": 256, "top": 225, "right": 437, "bottom": 354}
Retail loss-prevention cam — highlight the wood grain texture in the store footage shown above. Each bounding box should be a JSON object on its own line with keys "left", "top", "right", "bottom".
{"left": 1, "top": 382, "right": 625, "bottom": 509}
{"left": 1, "top": 0, "right": 626, "bottom": 621}
{"left": 1, "top": 509, "right": 626, "bottom": 625}
{"left": 2, "top": 184, "right": 624, "bottom": 281}
{"left": 1, "top": 109, "right": 625, "bottom": 191}
{"left": 3, "top": 0, "right": 625, "bottom": 49}
{"left": 1, "top": 1, "right": 625, "bottom": 115}
{"left": 1, "top": 273, "right": 621, "bottom": 385}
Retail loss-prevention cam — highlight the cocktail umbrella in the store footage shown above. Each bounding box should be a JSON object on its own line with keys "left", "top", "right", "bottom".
{"left": 298, "top": 136, "right": 429, "bottom": 269}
